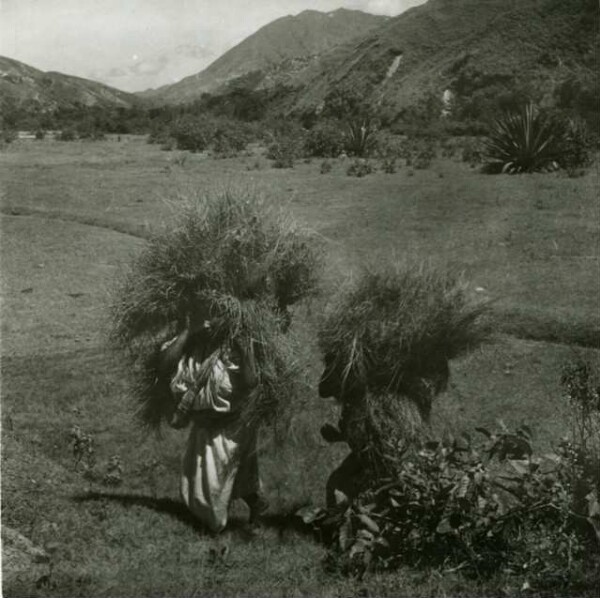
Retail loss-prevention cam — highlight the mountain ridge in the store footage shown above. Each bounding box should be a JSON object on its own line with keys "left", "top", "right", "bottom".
{"left": 140, "top": 8, "right": 388, "bottom": 104}
{"left": 0, "top": 55, "right": 140, "bottom": 114}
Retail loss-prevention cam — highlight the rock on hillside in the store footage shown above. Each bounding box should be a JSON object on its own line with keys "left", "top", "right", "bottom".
{"left": 284, "top": 0, "right": 598, "bottom": 118}
{"left": 0, "top": 56, "right": 140, "bottom": 114}
{"left": 141, "top": 8, "right": 388, "bottom": 104}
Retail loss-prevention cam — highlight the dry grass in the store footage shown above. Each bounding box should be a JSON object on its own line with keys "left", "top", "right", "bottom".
{"left": 318, "top": 264, "right": 490, "bottom": 399}
{"left": 110, "top": 188, "right": 323, "bottom": 431}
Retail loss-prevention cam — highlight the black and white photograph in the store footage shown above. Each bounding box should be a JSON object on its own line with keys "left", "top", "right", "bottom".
{"left": 1, "top": 0, "right": 598, "bottom": 595}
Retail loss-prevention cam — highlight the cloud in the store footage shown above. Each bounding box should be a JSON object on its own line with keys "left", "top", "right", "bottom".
{"left": 0, "top": 0, "right": 426, "bottom": 91}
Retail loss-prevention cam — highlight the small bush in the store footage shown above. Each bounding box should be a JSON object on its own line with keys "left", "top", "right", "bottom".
{"left": 413, "top": 147, "right": 435, "bottom": 170}
{"left": 483, "top": 104, "right": 567, "bottom": 173}
{"left": 34, "top": 129, "right": 45, "bottom": 140}
{"left": 320, "top": 160, "right": 333, "bottom": 174}
{"left": 345, "top": 117, "right": 378, "bottom": 157}
{"left": 305, "top": 120, "right": 345, "bottom": 158}
{"left": 1, "top": 129, "right": 17, "bottom": 144}
{"left": 461, "top": 138, "right": 484, "bottom": 167}
{"left": 58, "top": 128, "right": 77, "bottom": 141}
{"left": 315, "top": 424, "right": 599, "bottom": 587}
{"left": 346, "top": 159, "right": 374, "bottom": 177}
{"left": 267, "top": 137, "right": 300, "bottom": 168}
{"left": 380, "top": 157, "right": 397, "bottom": 173}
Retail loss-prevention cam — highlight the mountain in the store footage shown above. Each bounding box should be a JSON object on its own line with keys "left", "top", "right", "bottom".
{"left": 141, "top": 8, "right": 388, "bottom": 104}
{"left": 0, "top": 56, "right": 139, "bottom": 114}
{"left": 279, "top": 0, "right": 599, "bottom": 118}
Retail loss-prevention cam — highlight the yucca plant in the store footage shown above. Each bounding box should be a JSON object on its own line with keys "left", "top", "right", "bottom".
{"left": 483, "top": 103, "right": 565, "bottom": 173}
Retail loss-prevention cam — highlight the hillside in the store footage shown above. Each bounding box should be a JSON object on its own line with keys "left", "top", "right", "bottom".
{"left": 141, "top": 8, "right": 387, "bottom": 104}
{"left": 0, "top": 56, "right": 139, "bottom": 115}
{"left": 281, "top": 0, "right": 599, "bottom": 119}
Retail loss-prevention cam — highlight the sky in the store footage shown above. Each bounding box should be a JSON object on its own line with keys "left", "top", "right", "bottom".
{"left": 0, "top": 0, "right": 426, "bottom": 92}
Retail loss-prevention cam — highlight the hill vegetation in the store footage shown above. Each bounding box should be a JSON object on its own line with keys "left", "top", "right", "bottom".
{"left": 140, "top": 8, "right": 387, "bottom": 104}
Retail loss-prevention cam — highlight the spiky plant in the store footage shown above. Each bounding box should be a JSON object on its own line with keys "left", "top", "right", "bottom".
{"left": 483, "top": 103, "right": 565, "bottom": 174}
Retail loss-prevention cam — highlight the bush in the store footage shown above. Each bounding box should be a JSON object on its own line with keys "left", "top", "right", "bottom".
{"left": 111, "top": 189, "right": 323, "bottom": 431}
{"left": 1, "top": 129, "right": 17, "bottom": 144}
{"left": 315, "top": 424, "right": 599, "bottom": 588}
{"left": 345, "top": 117, "right": 378, "bottom": 157}
{"left": 34, "top": 129, "right": 45, "bottom": 140}
{"left": 346, "top": 159, "right": 374, "bottom": 177}
{"left": 559, "top": 118, "right": 593, "bottom": 171}
{"left": 320, "top": 160, "right": 333, "bottom": 174}
{"left": 461, "top": 138, "right": 484, "bottom": 166}
{"left": 380, "top": 157, "right": 397, "bottom": 174}
{"left": 267, "top": 137, "right": 300, "bottom": 168}
{"left": 58, "top": 128, "right": 77, "bottom": 141}
{"left": 483, "top": 104, "right": 566, "bottom": 173}
{"left": 170, "top": 115, "right": 214, "bottom": 152}
{"left": 413, "top": 145, "right": 435, "bottom": 170}
{"left": 305, "top": 121, "right": 345, "bottom": 158}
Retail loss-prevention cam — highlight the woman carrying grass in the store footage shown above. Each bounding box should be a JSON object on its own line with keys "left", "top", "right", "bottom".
{"left": 317, "top": 265, "right": 488, "bottom": 507}
{"left": 158, "top": 316, "right": 268, "bottom": 533}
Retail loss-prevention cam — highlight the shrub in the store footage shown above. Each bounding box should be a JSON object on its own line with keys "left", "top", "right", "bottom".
{"left": 461, "top": 138, "right": 484, "bottom": 167}
{"left": 305, "top": 121, "right": 345, "bottom": 158}
{"left": 111, "top": 189, "right": 323, "bottom": 431}
{"left": 344, "top": 117, "right": 378, "bottom": 157}
{"left": 315, "top": 424, "right": 598, "bottom": 588}
{"left": 483, "top": 103, "right": 565, "bottom": 173}
{"left": 559, "top": 118, "right": 593, "bottom": 170}
{"left": 413, "top": 146, "right": 435, "bottom": 170}
{"left": 58, "top": 128, "right": 77, "bottom": 141}
{"left": 320, "top": 160, "right": 333, "bottom": 174}
{"left": 267, "top": 137, "right": 300, "bottom": 168}
{"left": 380, "top": 157, "right": 397, "bottom": 174}
{"left": 170, "top": 115, "right": 215, "bottom": 152}
{"left": 346, "top": 159, "right": 374, "bottom": 177}
{"left": 34, "top": 129, "right": 45, "bottom": 140}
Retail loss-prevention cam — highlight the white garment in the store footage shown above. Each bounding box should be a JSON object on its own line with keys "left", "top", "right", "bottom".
{"left": 169, "top": 351, "right": 259, "bottom": 533}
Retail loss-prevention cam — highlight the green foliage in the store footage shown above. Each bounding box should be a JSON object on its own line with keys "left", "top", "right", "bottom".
{"left": 170, "top": 115, "right": 214, "bottom": 152}
{"left": 304, "top": 120, "right": 346, "bottom": 158}
{"left": 316, "top": 424, "right": 599, "bottom": 588}
{"left": 461, "top": 138, "right": 484, "bottom": 167}
{"left": 346, "top": 159, "right": 374, "bottom": 177}
{"left": 380, "top": 157, "right": 397, "bottom": 174}
{"left": 267, "top": 136, "right": 302, "bottom": 168}
{"left": 57, "top": 128, "right": 77, "bottom": 142}
{"left": 320, "top": 160, "right": 333, "bottom": 174}
{"left": 34, "top": 129, "right": 45, "bottom": 140}
{"left": 483, "top": 104, "right": 564, "bottom": 173}
{"left": 1, "top": 129, "right": 17, "bottom": 144}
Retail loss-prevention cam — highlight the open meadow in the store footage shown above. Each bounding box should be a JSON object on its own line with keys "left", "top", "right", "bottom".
{"left": 1, "top": 136, "right": 599, "bottom": 597}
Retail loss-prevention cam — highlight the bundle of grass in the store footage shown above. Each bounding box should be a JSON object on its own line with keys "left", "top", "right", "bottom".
{"left": 111, "top": 188, "right": 322, "bottom": 431}
{"left": 318, "top": 264, "right": 490, "bottom": 472}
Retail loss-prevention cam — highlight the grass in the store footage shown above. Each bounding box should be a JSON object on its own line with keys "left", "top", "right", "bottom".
{"left": 1, "top": 137, "right": 599, "bottom": 596}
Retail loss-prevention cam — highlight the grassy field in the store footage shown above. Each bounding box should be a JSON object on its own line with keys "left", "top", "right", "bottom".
{"left": 1, "top": 137, "right": 599, "bottom": 597}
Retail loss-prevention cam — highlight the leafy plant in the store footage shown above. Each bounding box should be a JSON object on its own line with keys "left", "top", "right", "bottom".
{"left": 314, "top": 424, "right": 599, "bottom": 588}
{"left": 320, "top": 160, "right": 333, "bottom": 174}
{"left": 380, "top": 158, "right": 397, "bottom": 174}
{"left": 346, "top": 159, "right": 374, "bottom": 177}
{"left": 483, "top": 103, "right": 564, "bottom": 173}
{"left": 305, "top": 121, "right": 345, "bottom": 158}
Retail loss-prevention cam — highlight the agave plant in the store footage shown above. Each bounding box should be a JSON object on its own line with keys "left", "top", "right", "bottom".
{"left": 483, "top": 103, "right": 565, "bottom": 173}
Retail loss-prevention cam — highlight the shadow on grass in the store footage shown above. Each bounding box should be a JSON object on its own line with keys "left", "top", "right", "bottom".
{"left": 72, "top": 492, "right": 317, "bottom": 539}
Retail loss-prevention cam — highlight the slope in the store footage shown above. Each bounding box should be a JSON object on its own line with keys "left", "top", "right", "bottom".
{"left": 141, "top": 8, "right": 387, "bottom": 104}
{"left": 0, "top": 55, "right": 140, "bottom": 115}
{"left": 284, "top": 0, "right": 598, "bottom": 119}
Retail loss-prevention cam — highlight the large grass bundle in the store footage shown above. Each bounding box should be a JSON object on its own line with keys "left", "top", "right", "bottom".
{"left": 318, "top": 264, "right": 490, "bottom": 471}
{"left": 111, "top": 188, "right": 322, "bottom": 431}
